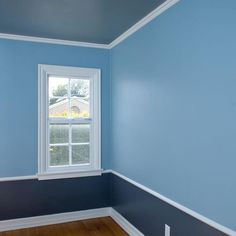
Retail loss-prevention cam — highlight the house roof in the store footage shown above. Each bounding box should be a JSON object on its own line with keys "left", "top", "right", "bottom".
{"left": 49, "top": 97, "right": 88, "bottom": 110}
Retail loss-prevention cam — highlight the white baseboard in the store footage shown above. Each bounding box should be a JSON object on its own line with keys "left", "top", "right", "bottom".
{"left": 110, "top": 208, "right": 144, "bottom": 236}
{"left": 0, "top": 207, "right": 143, "bottom": 235}
{"left": 0, "top": 208, "right": 110, "bottom": 232}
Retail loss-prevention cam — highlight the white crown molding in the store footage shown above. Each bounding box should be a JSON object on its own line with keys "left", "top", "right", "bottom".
{"left": 0, "top": 0, "right": 179, "bottom": 49}
{"left": 108, "top": 0, "right": 180, "bottom": 49}
{"left": 0, "top": 33, "right": 110, "bottom": 49}
{"left": 110, "top": 208, "right": 144, "bottom": 236}
{"left": 105, "top": 170, "right": 236, "bottom": 236}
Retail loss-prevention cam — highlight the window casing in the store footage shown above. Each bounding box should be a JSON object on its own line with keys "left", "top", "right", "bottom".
{"left": 38, "top": 65, "right": 101, "bottom": 180}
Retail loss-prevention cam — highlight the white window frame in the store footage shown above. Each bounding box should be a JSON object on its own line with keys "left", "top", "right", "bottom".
{"left": 38, "top": 64, "right": 101, "bottom": 180}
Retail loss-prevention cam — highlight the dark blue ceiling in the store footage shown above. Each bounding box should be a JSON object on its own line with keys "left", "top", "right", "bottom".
{"left": 0, "top": 0, "right": 166, "bottom": 44}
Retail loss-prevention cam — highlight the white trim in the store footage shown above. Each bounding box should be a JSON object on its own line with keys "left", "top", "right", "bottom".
{"left": 110, "top": 208, "right": 144, "bottom": 236}
{"left": 108, "top": 0, "right": 180, "bottom": 49}
{"left": 0, "top": 0, "right": 179, "bottom": 49}
{"left": 0, "top": 175, "right": 37, "bottom": 182}
{"left": 0, "top": 33, "right": 109, "bottom": 49}
{"left": 105, "top": 170, "right": 236, "bottom": 236}
{"left": 0, "top": 168, "right": 104, "bottom": 182}
{"left": 0, "top": 171, "right": 235, "bottom": 235}
{"left": 0, "top": 208, "right": 110, "bottom": 232}
{"left": 38, "top": 64, "right": 101, "bottom": 178}
{"left": 0, "top": 207, "right": 143, "bottom": 235}
{"left": 37, "top": 169, "right": 102, "bottom": 180}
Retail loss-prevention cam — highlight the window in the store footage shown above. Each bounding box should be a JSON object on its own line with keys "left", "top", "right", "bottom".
{"left": 38, "top": 65, "right": 101, "bottom": 180}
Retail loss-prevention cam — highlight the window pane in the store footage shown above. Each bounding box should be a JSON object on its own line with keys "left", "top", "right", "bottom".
{"left": 50, "top": 146, "right": 69, "bottom": 166}
{"left": 70, "top": 79, "right": 89, "bottom": 97}
{"left": 50, "top": 124, "right": 69, "bottom": 144}
{"left": 49, "top": 77, "right": 69, "bottom": 118}
{"left": 49, "top": 77, "right": 68, "bottom": 97}
{"left": 72, "top": 124, "right": 90, "bottom": 143}
{"left": 72, "top": 144, "right": 90, "bottom": 165}
{"left": 70, "top": 79, "right": 89, "bottom": 118}
{"left": 49, "top": 97, "right": 69, "bottom": 118}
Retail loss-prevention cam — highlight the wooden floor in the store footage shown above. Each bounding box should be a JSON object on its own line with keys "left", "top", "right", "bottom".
{"left": 0, "top": 217, "right": 129, "bottom": 236}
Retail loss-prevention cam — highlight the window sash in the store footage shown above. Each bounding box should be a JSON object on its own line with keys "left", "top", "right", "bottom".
{"left": 49, "top": 118, "right": 92, "bottom": 124}
{"left": 48, "top": 76, "right": 93, "bottom": 120}
{"left": 48, "top": 75, "right": 92, "bottom": 169}
{"left": 38, "top": 65, "right": 101, "bottom": 179}
{"left": 47, "top": 121, "right": 93, "bottom": 171}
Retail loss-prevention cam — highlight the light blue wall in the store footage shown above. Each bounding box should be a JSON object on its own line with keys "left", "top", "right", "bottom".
{"left": 1, "top": 0, "right": 236, "bottom": 230}
{"left": 111, "top": 0, "right": 236, "bottom": 230}
{"left": 0, "top": 39, "right": 110, "bottom": 177}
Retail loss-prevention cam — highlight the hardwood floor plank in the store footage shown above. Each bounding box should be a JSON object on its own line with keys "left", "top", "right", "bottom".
{"left": 82, "top": 218, "right": 112, "bottom": 236}
{"left": 0, "top": 217, "right": 128, "bottom": 236}
{"left": 102, "top": 217, "right": 129, "bottom": 236}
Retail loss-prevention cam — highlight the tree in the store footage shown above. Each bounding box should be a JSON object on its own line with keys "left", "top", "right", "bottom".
{"left": 52, "top": 84, "right": 67, "bottom": 97}
{"left": 71, "top": 80, "right": 89, "bottom": 97}
{"left": 50, "top": 84, "right": 68, "bottom": 105}
{"left": 49, "top": 80, "right": 89, "bottom": 105}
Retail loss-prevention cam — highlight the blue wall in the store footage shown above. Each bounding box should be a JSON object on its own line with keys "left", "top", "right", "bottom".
{"left": 0, "top": 39, "right": 110, "bottom": 177}
{"left": 1, "top": 0, "right": 236, "bottom": 231}
{"left": 0, "top": 174, "right": 111, "bottom": 221}
{"left": 111, "top": 0, "right": 236, "bottom": 231}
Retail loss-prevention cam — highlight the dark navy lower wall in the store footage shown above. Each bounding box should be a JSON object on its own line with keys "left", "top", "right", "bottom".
{"left": 111, "top": 174, "right": 228, "bottom": 236}
{"left": 0, "top": 173, "right": 229, "bottom": 235}
{"left": 0, "top": 174, "right": 110, "bottom": 221}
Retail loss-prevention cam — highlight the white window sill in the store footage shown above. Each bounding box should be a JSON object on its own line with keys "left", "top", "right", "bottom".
{"left": 37, "top": 169, "right": 103, "bottom": 180}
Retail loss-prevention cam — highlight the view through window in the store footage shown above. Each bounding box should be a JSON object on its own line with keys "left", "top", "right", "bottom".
{"left": 48, "top": 77, "right": 91, "bottom": 167}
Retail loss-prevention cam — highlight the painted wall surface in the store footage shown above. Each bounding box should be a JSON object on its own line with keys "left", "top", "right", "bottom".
{"left": 0, "top": 39, "right": 110, "bottom": 177}
{"left": 111, "top": 174, "right": 228, "bottom": 236}
{"left": 111, "top": 0, "right": 236, "bottom": 230}
{"left": 0, "top": 174, "right": 110, "bottom": 220}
